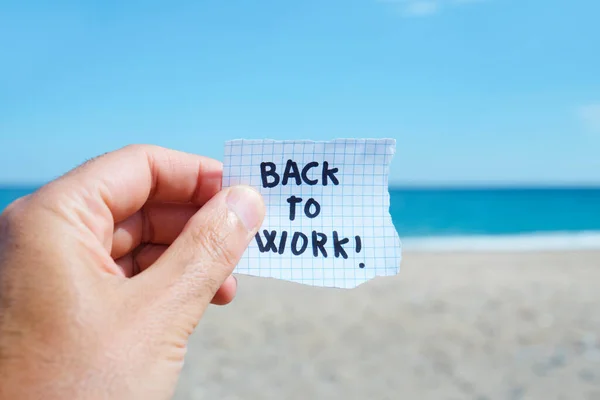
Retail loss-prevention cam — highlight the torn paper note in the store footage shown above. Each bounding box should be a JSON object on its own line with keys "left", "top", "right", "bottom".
{"left": 222, "top": 138, "right": 402, "bottom": 289}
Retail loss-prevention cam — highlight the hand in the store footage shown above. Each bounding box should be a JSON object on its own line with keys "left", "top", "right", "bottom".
{"left": 0, "top": 145, "right": 265, "bottom": 400}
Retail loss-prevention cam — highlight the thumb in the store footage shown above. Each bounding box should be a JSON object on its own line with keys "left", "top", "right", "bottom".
{"left": 135, "top": 185, "right": 265, "bottom": 323}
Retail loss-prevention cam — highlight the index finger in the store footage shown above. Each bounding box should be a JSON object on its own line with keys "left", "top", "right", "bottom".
{"left": 44, "top": 144, "right": 223, "bottom": 224}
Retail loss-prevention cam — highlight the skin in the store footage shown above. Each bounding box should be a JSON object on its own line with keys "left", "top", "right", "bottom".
{"left": 0, "top": 145, "right": 265, "bottom": 400}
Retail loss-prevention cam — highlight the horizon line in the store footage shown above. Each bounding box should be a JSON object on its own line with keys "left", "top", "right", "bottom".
{"left": 1, "top": 182, "right": 600, "bottom": 190}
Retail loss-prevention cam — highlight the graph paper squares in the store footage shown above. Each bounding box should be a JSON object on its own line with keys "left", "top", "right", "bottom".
{"left": 222, "top": 138, "right": 402, "bottom": 289}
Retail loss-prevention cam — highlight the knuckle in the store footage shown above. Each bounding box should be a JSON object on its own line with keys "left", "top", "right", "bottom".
{"left": 120, "top": 144, "right": 150, "bottom": 160}
{"left": 177, "top": 267, "right": 221, "bottom": 302}
{"left": 0, "top": 196, "right": 29, "bottom": 230}
{"left": 189, "top": 224, "right": 239, "bottom": 268}
{"left": 196, "top": 273, "right": 221, "bottom": 298}
{"left": 0, "top": 197, "right": 33, "bottom": 259}
{"left": 122, "top": 143, "right": 159, "bottom": 155}
{"left": 122, "top": 143, "right": 146, "bottom": 153}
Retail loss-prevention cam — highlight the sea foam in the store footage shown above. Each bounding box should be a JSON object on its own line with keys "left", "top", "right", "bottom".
{"left": 401, "top": 231, "right": 600, "bottom": 252}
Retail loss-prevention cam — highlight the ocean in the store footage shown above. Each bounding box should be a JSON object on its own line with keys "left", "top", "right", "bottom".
{"left": 1, "top": 186, "right": 600, "bottom": 251}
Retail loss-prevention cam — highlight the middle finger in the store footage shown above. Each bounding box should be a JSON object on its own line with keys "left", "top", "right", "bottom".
{"left": 111, "top": 202, "right": 199, "bottom": 259}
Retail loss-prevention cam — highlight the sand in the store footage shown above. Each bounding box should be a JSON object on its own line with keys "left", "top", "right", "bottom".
{"left": 174, "top": 251, "right": 600, "bottom": 400}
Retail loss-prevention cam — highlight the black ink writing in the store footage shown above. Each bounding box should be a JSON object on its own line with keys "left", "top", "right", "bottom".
{"left": 322, "top": 161, "right": 339, "bottom": 186}
{"left": 278, "top": 231, "right": 288, "bottom": 255}
{"left": 282, "top": 160, "right": 302, "bottom": 186}
{"left": 286, "top": 195, "right": 321, "bottom": 221}
{"left": 255, "top": 230, "right": 361, "bottom": 260}
{"left": 254, "top": 230, "right": 278, "bottom": 253}
{"left": 312, "top": 231, "right": 328, "bottom": 257}
{"left": 259, "top": 160, "right": 339, "bottom": 188}
{"left": 304, "top": 198, "right": 321, "bottom": 219}
{"left": 355, "top": 236, "right": 364, "bottom": 268}
{"left": 260, "top": 162, "right": 279, "bottom": 188}
{"left": 301, "top": 161, "right": 319, "bottom": 185}
{"left": 286, "top": 195, "right": 303, "bottom": 221}
{"left": 257, "top": 157, "right": 365, "bottom": 268}
{"left": 333, "top": 231, "right": 349, "bottom": 259}
{"left": 291, "top": 232, "right": 308, "bottom": 255}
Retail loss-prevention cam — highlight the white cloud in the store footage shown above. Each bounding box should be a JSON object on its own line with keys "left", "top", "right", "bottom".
{"left": 404, "top": 1, "right": 439, "bottom": 16}
{"left": 451, "top": 0, "right": 486, "bottom": 4}
{"left": 377, "top": 0, "right": 487, "bottom": 17}
{"left": 578, "top": 104, "right": 600, "bottom": 134}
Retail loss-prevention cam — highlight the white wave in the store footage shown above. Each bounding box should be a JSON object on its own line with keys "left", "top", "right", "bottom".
{"left": 401, "top": 231, "right": 600, "bottom": 252}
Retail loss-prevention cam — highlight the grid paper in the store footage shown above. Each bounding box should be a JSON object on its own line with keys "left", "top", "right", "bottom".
{"left": 222, "top": 138, "right": 402, "bottom": 289}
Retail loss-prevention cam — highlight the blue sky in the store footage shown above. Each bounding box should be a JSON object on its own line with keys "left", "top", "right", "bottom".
{"left": 1, "top": 0, "right": 599, "bottom": 185}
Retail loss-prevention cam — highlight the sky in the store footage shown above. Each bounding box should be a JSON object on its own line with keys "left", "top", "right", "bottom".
{"left": 1, "top": 0, "right": 599, "bottom": 186}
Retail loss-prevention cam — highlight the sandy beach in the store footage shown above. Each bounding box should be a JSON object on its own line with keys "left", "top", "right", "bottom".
{"left": 174, "top": 251, "right": 600, "bottom": 400}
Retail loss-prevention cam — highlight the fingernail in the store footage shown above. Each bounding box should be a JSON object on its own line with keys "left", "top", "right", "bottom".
{"left": 226, "top": 186, "right": 264, "bottom": 231}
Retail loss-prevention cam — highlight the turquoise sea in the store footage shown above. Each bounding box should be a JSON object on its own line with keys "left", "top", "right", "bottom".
{"left": 1, "top": 186, "right": 600, "bottom": 251}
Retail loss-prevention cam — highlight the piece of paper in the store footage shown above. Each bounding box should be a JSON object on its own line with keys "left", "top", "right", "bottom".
{"left": 222, "top": 138, "right": 402, "bottom": 289}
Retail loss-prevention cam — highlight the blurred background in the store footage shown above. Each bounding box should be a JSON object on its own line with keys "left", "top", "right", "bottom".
{"left": 1, "top": 1, "right": 600, "bottom": 399}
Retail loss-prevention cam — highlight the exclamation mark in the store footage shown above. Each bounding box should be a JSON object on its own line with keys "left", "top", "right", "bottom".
{"left": 355, "top": 235, "right": 365, "bottom": 268}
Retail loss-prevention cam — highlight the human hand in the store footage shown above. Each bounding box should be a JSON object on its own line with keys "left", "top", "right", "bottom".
{"left": 0, "top": 145, "right": 265, "bottom": 400}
